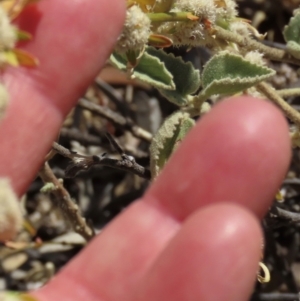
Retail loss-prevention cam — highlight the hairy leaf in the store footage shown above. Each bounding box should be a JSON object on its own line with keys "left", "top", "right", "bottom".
{"left": 198, "top": 51, "right": 275, "bottom": 100}
{"left": 111, "top": 47, "right": 200, "bottom": 106}
{"left": 150, "top": 111, "right": 195, "bottom": 178}
{"left": 110, "top": 51, "right": 175, "bottom": 90}
{"left": 146, "top": 47, "right": 201, "bottom": 106}
{"left": 284, "top": 12, "right": 300, "bottom": 59}
{"left": 284, "top": 12, "right": 300, "bottom": 44}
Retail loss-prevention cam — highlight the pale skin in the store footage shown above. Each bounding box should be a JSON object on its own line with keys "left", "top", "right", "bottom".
{"left": 0, "top": 0, "right": 292, "bottom": 300}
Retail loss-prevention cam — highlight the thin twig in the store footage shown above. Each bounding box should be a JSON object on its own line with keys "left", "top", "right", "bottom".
{"left": 59, "top": 128, "right": 148, "bottom": 158}
{"left": 100, "top": 156, "right": 151, "bottom": 179}
{"left": 60, "top": 128, "right": 102, "bottom": 146}
{"left": 214, "top": 26, "right": 300, "bottom": 66}
{"left": 261, "top": 40, "right": 288, "bottom": 50}
{"left": 105, "top": 132, "right": 124, "bottom": 155}
{"left": 52, "top": 142, "right": 151, "bottom": 180}
{"left": 257, "top": 293, "right": 299, "bottom": 300}
{"left": 283, "top": 178, "right": 300, "bottom": 185}
{"left": 256, "top": 82, "right": 300, "bottom": 127}
{"left": 275, "top": 207, "right": 300, "bottom": 223}
{"left": 39, "top": 162, "right": 94, "bottom": 241}
{"left": 78, "top": 98, "right": 152, "bottom": 142}
{"left": 95, "top": 79, "right": 133, "bottom": 117}
{"left": 52, "top": 142, "right": 77, "bottom": 159}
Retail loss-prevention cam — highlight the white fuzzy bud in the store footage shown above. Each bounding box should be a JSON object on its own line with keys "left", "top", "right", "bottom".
{"left": 244, "top": 50, "right": 266, "bottom": 66}
{"left": 229, "top": 21, "right": 250, "bottom": 36}
{"left": 157, "top": 0, "right": 237, "bottom": 47}
{"left": 175, "top": 0, "right": 217, "bottom": 22}
{"left": 0, "top": 178, "right": 23, "bottom": 241}
{"left": 215, "top": 0, "right": 237, "bottom": 20}
{"left": 157, "top": 20, "right": 214, "bottom": 46}
{"left": 174, "top": 0, "right": 237, "bottom": 22}
{"left": 115, "top": 5, "right": 151, "bottom": 54}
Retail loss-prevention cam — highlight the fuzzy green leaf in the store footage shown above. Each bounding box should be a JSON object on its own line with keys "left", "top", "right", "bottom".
{"left": 150, "top": 111, "right": 195, "bottom": 178}
{"left": 284, "top": 12, "right": 300, "bottom": 44}
{"left": 146, "top": 47, "right": 201, "bottom": 106}
{"left": 198, "top": 51, "right": 275, "bottom": 100}
{"left": 286, "top": 41, "right": 300, "bottom": 59}
{"left": 110, "top": 51, "right": 175, "bottom": 90}
{"left": 284, "top": 12, "right": 300, "bottom": 59}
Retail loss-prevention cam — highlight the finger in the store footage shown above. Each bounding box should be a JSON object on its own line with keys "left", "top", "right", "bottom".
{"left": 33, "top": 200, "right": 181, "bottom": 301}
{"left": 134, "top": 204, "right": 262, "bottom": 301}
{"left": 0, "top": 0, "right": 125, "bottom": 194}
{"left": 147, "top": 96, "right": 291, "bottom": 220}
{"left": 31, "top": 97, "right": 289, "bottom": 301}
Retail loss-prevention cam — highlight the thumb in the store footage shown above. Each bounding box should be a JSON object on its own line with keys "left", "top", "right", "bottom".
{"left": 0, "top": 0, "right": 125, "bottom": 194}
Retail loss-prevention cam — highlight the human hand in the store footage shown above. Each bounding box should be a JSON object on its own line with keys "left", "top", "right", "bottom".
{"left": 0, "top": 1, "right": 291, "bottom": 301}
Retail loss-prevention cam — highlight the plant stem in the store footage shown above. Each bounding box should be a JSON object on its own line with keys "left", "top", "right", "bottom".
{"left": 147, "top": 12, "right": 198, "bottom": 22}
{"left": 256, "top": 82, "right": 300, "bottom": 126}
{"left": 214, "top": 26, "right": 300, "bottom": 66}
{"left": 39, "top": 162, "right": 94, "bottom": 241}
{"left": 191, "top": 92, "right": 209, "bottom": 110}
{"left": 277, "top": 88, "right": 300, "bottom": 98}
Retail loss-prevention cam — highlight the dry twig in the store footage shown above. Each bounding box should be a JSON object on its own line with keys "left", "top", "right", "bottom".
{"left": 78, "top": 98, "right": 152, "bottom": 142}
{"left": 39, "top": 162, "right": 94, "bottom": 241}
{"left": 52, "top": 142, "right": 151, "bottom": 180}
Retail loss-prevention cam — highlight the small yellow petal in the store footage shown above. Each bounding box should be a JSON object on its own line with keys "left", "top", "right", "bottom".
{"left": 148, "top": 34, "right": 172, "bottom": 48}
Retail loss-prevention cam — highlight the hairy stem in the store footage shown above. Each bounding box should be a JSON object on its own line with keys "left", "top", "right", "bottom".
{"left": 147, "top": 12, "right": 198, "bottom": 22}
{"left": 256, "top": 82, "right": 300, "bottom": 126}
{"left": 277, "top": 88, "right": 300, "bottom": 98}
{"left": 214, "top": 26, "right": 300, "bottom": 66}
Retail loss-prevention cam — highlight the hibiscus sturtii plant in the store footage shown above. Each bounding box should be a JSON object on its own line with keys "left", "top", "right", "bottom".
{"left": 109, "top": 0, "right": 300, "bottom": 284}
{"left": 111, "top": 0, "right": 300, "bottom": 179}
